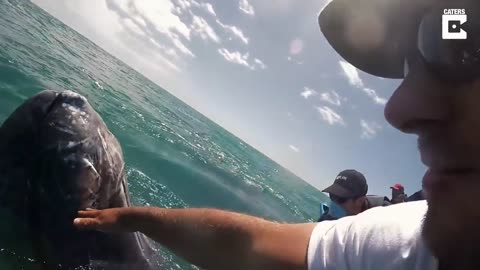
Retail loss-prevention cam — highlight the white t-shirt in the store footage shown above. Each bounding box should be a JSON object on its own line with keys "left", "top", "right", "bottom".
{"left": 307, "top": 200, "right": 438, "bottom": 270}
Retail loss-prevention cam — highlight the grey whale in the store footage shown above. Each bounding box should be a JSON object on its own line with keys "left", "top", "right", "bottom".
{"left": 0, "top": 90, "right": 161, "bottom": 269}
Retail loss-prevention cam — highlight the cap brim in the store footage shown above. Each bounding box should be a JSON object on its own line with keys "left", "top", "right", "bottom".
{"left": 322, "top": 183, "right": 354, "bottom": 198}
{"left": 318, "top": 0, "right": 426, "bottom": 79}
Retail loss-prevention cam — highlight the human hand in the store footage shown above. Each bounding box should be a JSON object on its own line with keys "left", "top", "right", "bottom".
{"left": 73, "top": 208, "right": 136, "bottom": 233}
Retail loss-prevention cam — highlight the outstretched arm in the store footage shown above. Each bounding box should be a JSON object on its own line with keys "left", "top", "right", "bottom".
{"left": 74, "top": 207, "right": 316, "bottom": 270}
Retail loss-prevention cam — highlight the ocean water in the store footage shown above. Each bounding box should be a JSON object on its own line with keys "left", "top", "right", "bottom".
{"left": 0, "top": 0, "right": 327, "bottom": 269}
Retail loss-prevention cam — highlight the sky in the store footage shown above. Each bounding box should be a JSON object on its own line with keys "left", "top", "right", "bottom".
{"left": 31, "top": 0, "right": 426, "bottom": 196}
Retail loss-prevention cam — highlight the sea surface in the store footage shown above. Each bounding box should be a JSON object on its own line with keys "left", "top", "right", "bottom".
{"left": 0, "top": 0, "right": 327, "bottom": 269}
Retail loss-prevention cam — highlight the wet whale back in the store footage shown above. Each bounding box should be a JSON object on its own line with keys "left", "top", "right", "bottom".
{"left": 0, "top": 90, "right": 158, "bottom": 269}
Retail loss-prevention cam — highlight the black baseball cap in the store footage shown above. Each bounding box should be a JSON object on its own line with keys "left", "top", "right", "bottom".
{"left": 318, "top": 0, "right": 430, "bottom": 78}
{"left": 320, "top": 1, "right": 480, "bottom": 85}
{"left": 322, "top": 169, "right": 368, "bottom": 198}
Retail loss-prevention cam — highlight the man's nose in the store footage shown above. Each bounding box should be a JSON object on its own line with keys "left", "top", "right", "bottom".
{"left": 384, "top": 59, "right": 451, "bottom": 135}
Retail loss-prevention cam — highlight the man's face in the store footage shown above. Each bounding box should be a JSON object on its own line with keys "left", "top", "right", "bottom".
{"left": 391, "top": 193, "right": 405, "bottom": 204}
{"left": 391, "top": 188, "right": 401, "bottom": 197}
{"left": 343, "top": 196, "right": 366, "bottom": 215}
{"left": 384, "top": 48, "right": 480, "bottom": 265}
{"left": 391, "top": 189, "right": 405, "bottom": 202}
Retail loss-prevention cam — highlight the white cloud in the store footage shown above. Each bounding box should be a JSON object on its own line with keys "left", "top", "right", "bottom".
{"left": 133, "top": 0, "right": 191, "bottom": 40}
{"left": 218, "top": 48, "right": 250, "bottom": 68}
{"left": 317, "top": 106, "right": 345, "bottom": 126}
{"left": 216, "top": 20, "right": 249, "bottom": 44}
{"left": 200, "top": 2, "right": 216, "bottom": 16}
{"left": 179, "top": 0, "right": 216, "bottom": 16}
{"left": 229, "top": 26, "right": 249, "bottom": 44}
{"left": 184, "top": 1, "right": 249, "bottom": 46}
{"left": 320, "top": 90, "right": 343, "bottom": 106}
{"left": 289, "top": 145, "right": 300, "bottom": 153}
{"left": 191, "top": 15, "right": 220, "bottom": 43}
{"left": 218, "top": 48, "right": 266, "bottom": 70}
{"left": 254, "top": 58, "right": 267, "bottom": 69}
{"left": 179, "top": 3, "right": 250, "bottom": 47}
{"left": 301, "top": 87, "right": 317, "bottom": 99}
{"left": 338, "top": 60, "right": 387, "bottom": 105}
{"left": 172, "top": 36, "right": 195, "bottom": 57}
{"left": 339, "top": 60, "right": 363, "bottom": 88}
{"left": 176, "top": 0, "right": 194, "bottom": 10}
{"left": 362, "top": 88, "right": 387, "bottom": 105}
{"left": 115, "top": 0, "right": 132, "bottom": 14}
{"left": 149, "top": 37, "right": 176, "bottom": 56}
{"left": 121, "top": 0, "right": 196, "bottom": 59}
{"left": 239, "top": 0, "right": 255, "bottom": 16}
{"left": 360, "top": 120, "right": 382, "bottom": 139}
{"left": 287, "top": 55, "right": 303, "bottom": 65}
{"left": 131, "top": 1, "right": 223, "bottom": 49}
{"left": 123, "top": 18, "right": 144, "bottom": 36}
{"left": 134, "top": 16, "right": 148, "bottom": 28}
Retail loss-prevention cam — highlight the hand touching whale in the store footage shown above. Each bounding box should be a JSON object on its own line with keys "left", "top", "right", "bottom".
{"left": 75, "top": 208, "right": 137, "bottom": 233}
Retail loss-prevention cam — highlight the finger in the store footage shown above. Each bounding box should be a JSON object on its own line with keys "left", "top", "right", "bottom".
{"left": 77, "top": 210, "right": 99, "bottom": 218}
{"left": 85, "top": 208, "right": 96, "bottom": 211}
{"left": 73, "top": 218, "right": 100, "bottom": 230}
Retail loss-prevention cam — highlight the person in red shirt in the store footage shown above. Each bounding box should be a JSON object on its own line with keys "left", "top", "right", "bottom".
{"left": 390, "top": 184, "right": 407, "bottom": 204}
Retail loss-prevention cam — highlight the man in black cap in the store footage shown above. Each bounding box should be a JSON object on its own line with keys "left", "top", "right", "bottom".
{"left": 318, "top": 170, "right": 368, "bottom": 221}
{"left": 319, "top": 170, "right": 390, "bottom": 221}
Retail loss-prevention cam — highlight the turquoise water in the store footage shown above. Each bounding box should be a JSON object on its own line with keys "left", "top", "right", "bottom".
{"left": 0, "top": 0, "right": 327, "bottom": 269}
